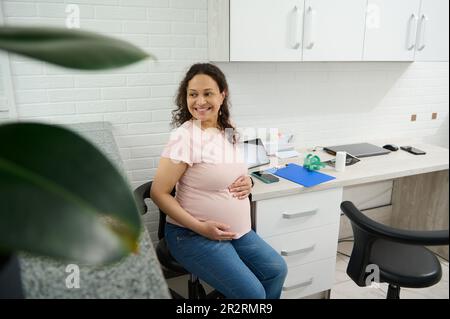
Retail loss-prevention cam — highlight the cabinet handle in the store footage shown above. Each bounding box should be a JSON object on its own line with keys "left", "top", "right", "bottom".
{"left": 417, "top": 14, "right": 427, "bottom": 51}
{"left": 282, "top": 277, "right": 313, "bottom": 291}
{"left": 282, "top": 209, "right": 318, "bottom": 219}
{"left": 281, "top": 244, "right": 315, "bottom": 256}
{"left": 407, "top": 13, "right": 418, "bottom": 50}
{"left": 305, "top": 6, "right": 315, "bottom": 49}
{"left": 290, "top": 6, "right": 301, "bottom": 49}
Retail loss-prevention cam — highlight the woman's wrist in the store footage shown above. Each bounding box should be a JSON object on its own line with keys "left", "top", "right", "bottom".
{"left": 190, "top": 219, "right": 206, "bottom": 235}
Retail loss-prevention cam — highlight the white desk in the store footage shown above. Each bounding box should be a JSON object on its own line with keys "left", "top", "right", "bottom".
{"left": 250, "top": 142, "right": 449, "bottom": 299}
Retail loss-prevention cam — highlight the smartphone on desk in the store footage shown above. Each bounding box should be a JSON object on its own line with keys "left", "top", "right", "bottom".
{"left": 400, "top": 146, "right": 426, "bottom": 155}
{"left": 251, "top": 171, "right": 279, "bottom": 184}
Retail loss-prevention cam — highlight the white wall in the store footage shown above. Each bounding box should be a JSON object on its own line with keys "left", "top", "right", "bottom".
{"left": 2, "top": 0, "right": 448, "bottom": 242}
{"left": 220, "top": 61, "right": 449, "bottom": 150}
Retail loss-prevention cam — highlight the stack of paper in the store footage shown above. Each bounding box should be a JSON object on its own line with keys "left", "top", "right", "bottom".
{"left": 264, "top": 142, "right": 295, "bottom": 155}
{"left": 275, "top": 150, "right": 300, "bottom": 159}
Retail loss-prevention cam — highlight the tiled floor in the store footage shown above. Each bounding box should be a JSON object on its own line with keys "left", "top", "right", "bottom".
{"left": 165, "top": 241, "right": 449, "bottom": 299}
{"left": 331, "top": 241, "right": 449, "bottom": 299}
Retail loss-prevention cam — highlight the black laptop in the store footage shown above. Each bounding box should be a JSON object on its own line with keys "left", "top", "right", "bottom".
{"left": 323, "top": 143, "right": 390, "bottom": 158}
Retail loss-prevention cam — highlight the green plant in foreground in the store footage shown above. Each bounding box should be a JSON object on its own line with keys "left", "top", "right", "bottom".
{"left": 0, "top": 26, "right": 152, "bottom": 265}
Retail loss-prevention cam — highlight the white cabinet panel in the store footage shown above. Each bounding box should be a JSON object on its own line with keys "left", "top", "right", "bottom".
{"left": 302, "top": 0, "right": 367, "bottom": 61}
{"left": 255, "top": 188, "right": 342, "bottom": 238}
{"left": 264, "top": 223, "right": 339, "bottom": 268}
{"left": 254, "top": 187, "right": 342, "bottom": 298}
{"left": 208, "top": 0, "right": 230, "bottom": 62}
{"left": 414, "top": 0, "right": 449, "bottom": 61}
{"left": 230, "top": 0, "right": 304, "bottom": 61}
{"left": 363, "top": 0, "right": 422, "bottom": 61}
{"left": 342, "top": 180, "right": 393, "bottom": 210}
{"left": 0, "top": 5, "right": 16, "bottom": 122}
{"left": 281, "top": 257, "right": 336, "bottom": 299}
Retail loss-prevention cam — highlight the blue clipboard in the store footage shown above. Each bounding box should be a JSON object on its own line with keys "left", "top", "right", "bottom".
{"left": 269, "top": 163, "right": 335, "bottom": 187}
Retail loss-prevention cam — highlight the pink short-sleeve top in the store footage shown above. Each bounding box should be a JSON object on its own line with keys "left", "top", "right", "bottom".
{"left": 161, "top": 120, "right": 251, "bottom": 239}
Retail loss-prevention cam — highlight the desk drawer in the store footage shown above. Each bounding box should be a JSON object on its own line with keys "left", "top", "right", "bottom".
{"left": 264, "top": 223, "right": 339, "bottom": 268}
{"left": 255, "top": 188, "right": 343, "bottom": 238}
{"left": 281, "top": 257, "right": 336, "bottom": 299}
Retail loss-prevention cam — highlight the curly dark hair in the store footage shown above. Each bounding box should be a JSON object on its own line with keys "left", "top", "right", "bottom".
{"left": 172, "top": 63, "right": 237, "bottom": 143}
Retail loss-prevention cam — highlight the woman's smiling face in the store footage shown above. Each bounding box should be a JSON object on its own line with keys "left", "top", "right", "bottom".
{"left": 187, "top": 74, "right": 225, "bottom": 128}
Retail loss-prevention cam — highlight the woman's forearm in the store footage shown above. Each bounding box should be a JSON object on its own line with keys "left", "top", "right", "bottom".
{"left": 151, "top": 191, "right": 202, "bottom": 232}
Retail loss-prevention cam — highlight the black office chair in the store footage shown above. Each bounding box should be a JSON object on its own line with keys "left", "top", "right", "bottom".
{"left": 340, "top": 201, "right": 449, "bottom": 299}
{"left": 134, "top": 181, "right": 224, "bottom": 299}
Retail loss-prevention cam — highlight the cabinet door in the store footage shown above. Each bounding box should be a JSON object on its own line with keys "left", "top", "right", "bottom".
{"left": 230, "top": 0, "right": 304, "bottom": 61}
{"left": 363, "top": 0, "right": 421, "bottom": 61}
{"left": 414, "top": 0, "right": 449, "bottom": 61}
{"left": 302, "top": 0, "right": 367, "bottom": 61}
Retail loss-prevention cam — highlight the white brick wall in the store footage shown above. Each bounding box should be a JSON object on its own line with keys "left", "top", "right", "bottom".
{"left": 2, "top": 0, "right": 448, "bottom": 244}
{"left": 218, "top": 61, "right": 449, "bottom": 151}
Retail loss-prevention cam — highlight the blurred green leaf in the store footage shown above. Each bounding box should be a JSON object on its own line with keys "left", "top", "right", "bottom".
{"left": 0, "top": 26, "right": 152, "bottom": 70}
{"left": 0, "top": 123, "right": 142, "bottom": 265}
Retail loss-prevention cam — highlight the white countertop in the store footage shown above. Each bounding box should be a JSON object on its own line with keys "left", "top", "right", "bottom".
{"left": 251, "top": 142, "right": 449, "bottom": 201}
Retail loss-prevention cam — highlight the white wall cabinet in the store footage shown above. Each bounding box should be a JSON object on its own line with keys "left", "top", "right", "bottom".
{"left": 208, "top": 0, "right": 449, "bottom": 62}
{"left": 363, "top": 0, "right": 448, "bottom": 61}
{"left": 230, "top": 0, "right": 304, "bottom": 61}
{"left": 302, "top": 0, "right": 366, "bottom": 61}
{"left": 363, "top": 0, "right": 422, "bottom": 61}
{"left": 414, "top": 0, "right": 449, "bottom": 61}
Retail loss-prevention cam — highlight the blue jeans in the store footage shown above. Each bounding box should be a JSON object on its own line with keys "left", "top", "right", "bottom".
{"left": 165, "top": 223, "right": 288, "bottom": 299}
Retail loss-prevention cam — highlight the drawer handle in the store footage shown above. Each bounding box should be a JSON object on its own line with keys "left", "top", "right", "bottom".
{"left": 282, "top": 277, "right": 313, "bottom": 291}
{"left": 282, "top": 209, "right": 318, "bottom": 219}
{"left": 281, "top": 244, "right": 315, "bottom": 256}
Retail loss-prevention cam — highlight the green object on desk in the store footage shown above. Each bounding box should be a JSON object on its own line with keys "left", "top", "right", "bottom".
{"left": 303, "top": 153, "right": 326, "bottom": 171}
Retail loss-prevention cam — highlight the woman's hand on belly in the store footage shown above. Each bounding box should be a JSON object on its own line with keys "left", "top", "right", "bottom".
{"left": 195, "top": 220, "right": 237, "bottom": 241}
{"left": 228, "top": 175, "right": 252, "bottom": 200}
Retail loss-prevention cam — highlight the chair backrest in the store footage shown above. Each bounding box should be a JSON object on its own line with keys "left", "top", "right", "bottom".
{"left": 340, "top": 200, "right": 449, "bottom": 286}
{"left": 156, "top": 186, "right": 176, "bottom": 240}
{"left": 133, "top": 181, "right": 175, "bottom": 240}
{"left": 341, "top": 201, "right": 449, "bottom": 246}
{"left": 134, "top": 181, "right": 151, "bottom": 215}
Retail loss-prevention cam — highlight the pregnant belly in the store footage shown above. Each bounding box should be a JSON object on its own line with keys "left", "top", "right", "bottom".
{"left": 177, "top": 191, "right": 252, "bottom": 239}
